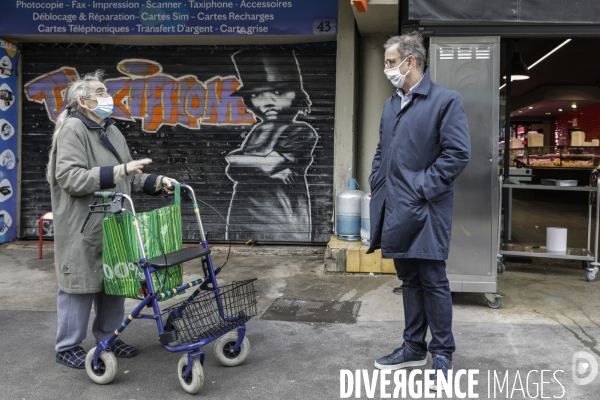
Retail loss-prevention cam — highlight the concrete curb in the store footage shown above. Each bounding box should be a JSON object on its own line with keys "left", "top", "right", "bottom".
{"left": 5, "top": 241, "right": 327, "bottom": 257}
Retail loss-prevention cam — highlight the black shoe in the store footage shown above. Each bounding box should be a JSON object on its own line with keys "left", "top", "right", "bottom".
{"left": 111, "top": 339, "right": 138, "bottom": 358}
{"left": 374, "top": 343, "right": 427, "bottom": 370}
{"left": 56, "top": 346, "right": 87, "bottom": 369}
{"left": 393, "top": 285, "right": 403, "bottom": 294}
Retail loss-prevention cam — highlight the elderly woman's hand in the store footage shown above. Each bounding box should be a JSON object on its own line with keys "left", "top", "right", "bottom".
{"left": 126, "top": 158, "right": 152, "bottom": 174}
{"left": 161, "top": 176, "right": 179, "bottom": 194}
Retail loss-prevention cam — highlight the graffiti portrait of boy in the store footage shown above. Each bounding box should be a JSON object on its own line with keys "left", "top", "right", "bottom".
{"left": 225, "top": 51, "right": 318, "bottom": 242}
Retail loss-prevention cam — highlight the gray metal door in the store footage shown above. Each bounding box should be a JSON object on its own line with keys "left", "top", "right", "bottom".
{"left": 429, "top": 37, "right": 500, "bottom": 293}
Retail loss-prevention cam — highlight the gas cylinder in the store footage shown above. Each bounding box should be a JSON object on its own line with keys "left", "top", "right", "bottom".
{"left": 360, "top": 193, "right": 371, "bottom": 246}
{"left": 336, "top": 178, "right": 364, "bottom": 241}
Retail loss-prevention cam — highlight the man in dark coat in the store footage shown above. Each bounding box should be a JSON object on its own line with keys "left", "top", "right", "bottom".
{"left": 367, "top": 33, "right": 471, "bottom": 389}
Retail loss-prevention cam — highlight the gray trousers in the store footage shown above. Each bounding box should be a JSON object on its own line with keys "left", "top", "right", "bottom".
{"left": 55, "top": 289, "right": 125, "bottom": 352}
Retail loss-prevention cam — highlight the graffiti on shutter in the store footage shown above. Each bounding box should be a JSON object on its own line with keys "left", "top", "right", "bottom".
{"left": 21, "top": 45, "right": 335, "bottom": 243}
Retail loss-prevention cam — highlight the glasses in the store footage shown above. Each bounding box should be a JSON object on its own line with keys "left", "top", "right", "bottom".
{"left": 95, "top": 92, "right": 113, "bottom": 98}
{"left": 85, "top": 91, "right": 113, "bottom": 99}
{"left": 384, "top": 56, "right": 411, "bottom": 69}
{"left": 384, "top": 58, "right": 400, "bottom": 69}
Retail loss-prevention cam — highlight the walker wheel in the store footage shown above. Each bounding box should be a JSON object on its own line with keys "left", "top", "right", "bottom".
{"left": 487, "top": 298, "right": 502, "bottom": 309}
{"left": 213, "top": 330, "right": 250, "bottom": 367}
{"left": 178, "top": 354, "right": 204, "bottom": 394}
{"left": 586, "top": 270, "right": 597, "bottom": 282}
{"left": 85, "top": 347, "right": 118, "bottom": 385}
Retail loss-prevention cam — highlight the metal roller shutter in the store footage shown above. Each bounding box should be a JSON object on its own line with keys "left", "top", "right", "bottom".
{"left": 20, "top": 43, "right": 335, "bottom": 244}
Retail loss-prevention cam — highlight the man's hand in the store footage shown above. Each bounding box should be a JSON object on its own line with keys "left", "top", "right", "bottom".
{"left": 126, "top": 158, "right": 152, "bottom": 174}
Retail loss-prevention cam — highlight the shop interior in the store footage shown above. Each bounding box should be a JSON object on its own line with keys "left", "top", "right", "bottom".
{"left": 500, "top": 37, "right": 600, "bottom": 187}
{"left": 499, "top": 37, "right": 600, "bottom": 267}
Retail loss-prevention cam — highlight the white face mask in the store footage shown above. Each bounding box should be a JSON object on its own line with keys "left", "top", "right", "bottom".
{"left": 85, "top": 95, "right": 114, "bottom": 120}
{"left": 384, "top": 57, "right": 410, "bottom": 89}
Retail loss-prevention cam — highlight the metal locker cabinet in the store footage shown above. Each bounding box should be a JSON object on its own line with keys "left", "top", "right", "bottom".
{"left": 429, "top": 37, "right": 502, "bottom": 307}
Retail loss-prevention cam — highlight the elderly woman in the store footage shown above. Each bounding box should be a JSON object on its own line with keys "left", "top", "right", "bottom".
{"left": 48, "top": 70, "right": 176, "bottom": 369}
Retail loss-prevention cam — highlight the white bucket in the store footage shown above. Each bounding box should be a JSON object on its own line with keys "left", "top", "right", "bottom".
{"left": 547, "top": 227, "right": 567, "bottom": 253}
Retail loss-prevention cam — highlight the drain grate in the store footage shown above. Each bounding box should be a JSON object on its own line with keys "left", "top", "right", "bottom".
{"left": 262, "top": 298, "right": 361, "bottom": 324}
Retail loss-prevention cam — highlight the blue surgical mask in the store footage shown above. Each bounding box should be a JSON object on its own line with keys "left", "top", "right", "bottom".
{"left": 87, "top": 96, "right": 113, "bottom": 120}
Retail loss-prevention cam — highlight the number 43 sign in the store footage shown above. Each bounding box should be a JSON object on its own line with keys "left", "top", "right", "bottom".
{"left": 312, "top": 18, "right": 338, "bottom": 35}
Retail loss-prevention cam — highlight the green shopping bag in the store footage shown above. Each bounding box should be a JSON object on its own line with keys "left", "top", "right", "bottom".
{"left": 102, "top": 184, "right": 184, "bottom": 300}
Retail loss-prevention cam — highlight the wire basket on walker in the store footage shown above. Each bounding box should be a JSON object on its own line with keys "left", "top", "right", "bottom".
{"left": 84, "top": 183, "right": 257, "bottom": 395}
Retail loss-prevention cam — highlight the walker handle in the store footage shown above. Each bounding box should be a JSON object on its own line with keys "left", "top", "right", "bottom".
{"left": 90, "top": 192, "right": 125, "bottom": 214}
{"left": 94, "top": 191, "right": 119, "bottom": 199}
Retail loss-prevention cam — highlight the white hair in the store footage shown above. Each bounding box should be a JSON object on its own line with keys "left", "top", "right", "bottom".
{"left": 46, "top": 70, "right": 106, "bottom": 183}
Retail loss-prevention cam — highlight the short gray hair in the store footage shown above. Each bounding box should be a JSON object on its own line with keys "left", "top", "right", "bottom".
{"left": 384, "top": 32, "right": 427, "bottom": 71}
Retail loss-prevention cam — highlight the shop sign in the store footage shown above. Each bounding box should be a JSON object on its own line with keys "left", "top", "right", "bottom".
{"left": 0, "top": 0, "right": 338, "bottom": 36}
{"left": 24, "top": 59, "right": 257, "bottom": 132}
{"left": 0, "top": 38, "right": 18, "bottom": 243}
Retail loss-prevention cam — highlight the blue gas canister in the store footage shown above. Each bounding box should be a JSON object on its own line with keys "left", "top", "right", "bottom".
{"left": 336, "top": 177, "right": 364, "bottom": 241}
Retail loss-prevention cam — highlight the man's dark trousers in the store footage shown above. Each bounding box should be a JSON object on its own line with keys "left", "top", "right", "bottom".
{"left": 393, "top": 258, "right": 455, "bottom": 359}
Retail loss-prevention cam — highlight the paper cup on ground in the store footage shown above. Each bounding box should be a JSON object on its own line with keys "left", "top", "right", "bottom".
{"left": 547, "top": 227, "right": 567, "bottom": 253}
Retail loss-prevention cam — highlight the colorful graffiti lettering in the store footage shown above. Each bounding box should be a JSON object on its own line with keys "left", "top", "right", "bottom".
{"left": 24, "top": 59, "right": 255, "bottom": 132}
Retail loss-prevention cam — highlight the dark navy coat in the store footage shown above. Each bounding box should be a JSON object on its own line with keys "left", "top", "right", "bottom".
{"left": 367, "top": 70, "right": 471, "bottom": 260}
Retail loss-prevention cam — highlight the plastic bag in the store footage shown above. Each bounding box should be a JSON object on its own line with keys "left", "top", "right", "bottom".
{"left": 102, "top": 185, "right": 183, "bottom": 300}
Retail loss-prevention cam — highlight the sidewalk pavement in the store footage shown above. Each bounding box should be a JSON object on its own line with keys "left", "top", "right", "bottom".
{"left": 0, "top": 242, "right": 599, "bottom": 399}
